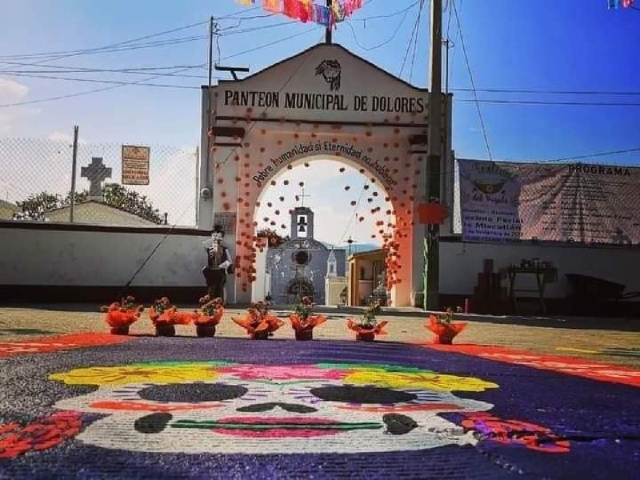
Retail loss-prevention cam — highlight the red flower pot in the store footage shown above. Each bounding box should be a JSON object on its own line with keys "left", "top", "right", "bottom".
{"left": 196, "top": 324, "right": 217, "bottom": 338}
{"left": 155, "top": 324, "right": 176, "bottom": 337}
{"left": 251, "top": 331, "right": 269, "bottom": 340}
{"left": 356, "top": 332, "right": 376, "bottom": 342}
{"left": 295, "top": 330, "right": 313, "bottom": 341}
{"left": 109, "top": 326, "right": 130, "bottom": 335}
{"left": 425, "top": 315, "right": 467, "bottom": 345}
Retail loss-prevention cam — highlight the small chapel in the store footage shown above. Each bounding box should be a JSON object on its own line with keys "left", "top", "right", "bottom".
{"left": 265, "top": 205, "right": 346, "bottom": 305}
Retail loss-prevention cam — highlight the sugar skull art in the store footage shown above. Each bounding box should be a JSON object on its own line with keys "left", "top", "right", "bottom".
{"left": 49, "top": 362, "right": 498, "bottom": 454}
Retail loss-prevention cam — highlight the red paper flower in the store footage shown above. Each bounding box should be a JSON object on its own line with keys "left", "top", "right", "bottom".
{"left": 0, "top": 412, "right": 82, "bottom": 459}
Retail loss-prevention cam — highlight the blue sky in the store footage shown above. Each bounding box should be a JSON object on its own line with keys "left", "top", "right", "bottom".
{"left": 1, "top": 0, "right": 639, "bottom": 243}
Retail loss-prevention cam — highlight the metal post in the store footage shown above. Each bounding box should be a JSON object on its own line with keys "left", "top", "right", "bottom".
{"left": 326, "top": 0, "right": 333, "bottom": 44}
{"left": 424, "top": 0, "right": 443, "bottom": 310}
{"left": 69, "top": 125, "right": 79, "bottom": 223}
{"left": 195, "top": 146, "right": 200, "bottom": 225}
{"left": 206, "top": 16, "right": 214, "bottom": 188}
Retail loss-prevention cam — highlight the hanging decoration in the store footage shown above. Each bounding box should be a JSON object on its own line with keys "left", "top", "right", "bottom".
{"left": 608, "top": 0, "right": 634, "bottom": 8}
{"left": 235, "top": 0, "right": 364, "bottom": 27}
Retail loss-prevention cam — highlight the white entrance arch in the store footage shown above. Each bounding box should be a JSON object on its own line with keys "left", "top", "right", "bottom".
{"left": 198, "top": 44, "right": 453, "bottom": 307}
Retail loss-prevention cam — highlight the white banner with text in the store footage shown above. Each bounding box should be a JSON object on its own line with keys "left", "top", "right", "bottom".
{"left": 458, "top": 159, "right": 640, "bottom": 245}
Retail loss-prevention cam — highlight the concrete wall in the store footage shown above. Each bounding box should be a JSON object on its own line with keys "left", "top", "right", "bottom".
{"left": 441, "top": 239, "right": 640, "bottom": 299}
{"left": 4, "top": 224, "right": 637, "bottom": 305}
{"left": 0, "top": 225, "right": 210, "bottom": 287}
{"left": 325, "top": 277, "right": 348, "bottom": 306}
{"left": 251, "top": 244, "right": 269, "bottom": 303}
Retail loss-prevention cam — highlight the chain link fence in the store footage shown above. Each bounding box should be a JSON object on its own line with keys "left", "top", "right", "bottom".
{"left": 0, "top": 137, "right": 198, "bottom": 227}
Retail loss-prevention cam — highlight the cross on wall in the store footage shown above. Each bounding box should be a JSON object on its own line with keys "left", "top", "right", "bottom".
{"left": 81, "top": 157, "right": 112, "bottom": 197}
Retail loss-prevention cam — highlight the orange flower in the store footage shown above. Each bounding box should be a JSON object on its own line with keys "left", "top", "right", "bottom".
{"left": 290, "top": 314, "right": 327, "bottom": 333}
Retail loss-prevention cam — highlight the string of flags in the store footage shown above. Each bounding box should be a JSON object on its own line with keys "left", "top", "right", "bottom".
{"left": 608, "top": 0, "right": 634, "bottom": 8}
{"left": 235, "top": 0, "right": 364, "bottom": 27}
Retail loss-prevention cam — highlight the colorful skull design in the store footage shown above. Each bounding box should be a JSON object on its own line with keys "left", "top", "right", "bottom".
{"left": 50, "top": 362, "right": 498, "bottom": 454}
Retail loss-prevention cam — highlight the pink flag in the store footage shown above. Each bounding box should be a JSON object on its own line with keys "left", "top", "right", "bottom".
{"left": 263, "top": 0, "right": 280, "bottom": 13}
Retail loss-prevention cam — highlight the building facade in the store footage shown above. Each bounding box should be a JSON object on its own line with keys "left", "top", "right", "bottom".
{"left": 266, "top": 206, "right": 346, "bottom": 305}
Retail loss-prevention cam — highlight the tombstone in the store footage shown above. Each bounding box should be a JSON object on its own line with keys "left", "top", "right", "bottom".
{"left": 81, "top": 157, "right": 112, "bottom": 200}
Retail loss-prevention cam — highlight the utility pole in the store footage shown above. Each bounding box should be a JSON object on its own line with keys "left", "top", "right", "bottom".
{"left": 325, "top": 0, "right": 333, "bottom": 44}
{"left": 206, "top": 16, "right": 214, "bottom": 189}
{"left": 424, "top": 0, "right": 443, "bottom": 310}
{"left": 69, "top": 125, "right": 79, "bottom": 223}
{"left": 195, "top": 146, "right": 200, "bottom": 225}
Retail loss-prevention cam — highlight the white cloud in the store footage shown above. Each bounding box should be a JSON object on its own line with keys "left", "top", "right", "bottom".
{"left": 48, "top": 131, "right": 88, "bottom": 145}
{"left": 0, "top": 78, "right": 28, "bottom": 103}
{"left": 0, "top": 78, "right": 30, "bottom": 135}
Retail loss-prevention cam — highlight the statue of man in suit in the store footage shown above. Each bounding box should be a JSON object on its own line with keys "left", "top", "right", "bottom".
{"left": 202, "top": 225, "right": 234, "bottom": 303}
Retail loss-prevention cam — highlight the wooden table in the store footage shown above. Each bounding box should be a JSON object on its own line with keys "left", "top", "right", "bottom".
{"left": 503, "top": 266, "right": 558, "bottom": 315}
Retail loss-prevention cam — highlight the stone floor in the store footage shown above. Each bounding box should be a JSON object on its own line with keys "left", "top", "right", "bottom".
{"left": 1, "top": 304, "right": 638, "bottom": 366}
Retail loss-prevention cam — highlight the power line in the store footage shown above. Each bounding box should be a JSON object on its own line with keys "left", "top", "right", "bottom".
{"left": 0, "top": 64, "right": 205, "bottom": 108}
{"left": 454, "top": 98, "right": 640, "bottom": 107}
{"left": 0, "top": 27, "right": 323, "bottom": 107}
{"left": 350, "top": 0, "right": 422, "bottom": 22}
{"left": 400, "top": 0, "right": 426, "bottom": 81}
{"left": 0, "top": 7, "right": 264, "bottom": 62}
{"left": 346, "top": 0, "right": 421, "bottom": 52}
{"left": 0, "top": 62, "right": 207, "bottom": 76}
{"left": 3, "top": 72, "right": 202, "bottom": 90}
{"left": 541, "top": 147, "right": 640, "bottom": 163}
{"left": 0, "top": 28, "right": 209, "bottom": 72}
{"left": 0, "top": 35, "right": 210, "bottom": 72}
{"left": 217, "top": 26, "right": 323, "bottom": 62}
{"left": 452, "top": 0, "right": 493, "bottom": 161}
{"left": 452, "top": 87, "right": 640, "bottom": 97}
{"left": 500, "top": 147, "right": 640, "bottom": 164}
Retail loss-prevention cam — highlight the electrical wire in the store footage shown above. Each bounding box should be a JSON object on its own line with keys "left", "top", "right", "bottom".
{"left": 3, "top": 72, "right": 202, "bottom": 90}
{"left": 452, "top": 87, "right": 640, "bottom": 97}
{"left": 350, "top": 0, "right": 422, "bottom": 22}
{"left": 399, "top": 0, "right": 425, "bottom": 80}
{"left": 0, "top": 64, "right": 206, "bottom": 108}
{"left": 0, "top": 6, "right": 264, "bottom": 62}
{"left": 118, "top": 32, "right": 326, "bottom": 294}
{"left": 452, "top": 0, "right": 493, "bottom": 161}
{"left": 408, "top": 0, "right": 428, "bottom": 83}
{"left": 454, "top": 98, "right": 640, "bottom": 107}
{"left": 534, "top": 147, "right": 640, "bottom": 164}
{"left": 345, "top": 2, "right": 418, "bottom": 51}
{"left": 0, "top": 27, "right": 323, "bottom": 107}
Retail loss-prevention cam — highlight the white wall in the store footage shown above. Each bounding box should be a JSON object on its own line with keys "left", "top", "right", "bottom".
{"left": 441, "top": 240, "right": 640, "bottom": 298}
{"left": 0, "top": 226, "right": 210, "bottom": 286}
{"left": 7, "top": 226, "right": 636, "bottom": 304}
{"left": 251, "top": 244, "right": 269, "bottom": 303}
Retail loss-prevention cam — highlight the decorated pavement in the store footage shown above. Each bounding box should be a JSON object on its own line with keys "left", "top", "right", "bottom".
{"left": 0, "top": 332, "right": 639, "bottom": 479}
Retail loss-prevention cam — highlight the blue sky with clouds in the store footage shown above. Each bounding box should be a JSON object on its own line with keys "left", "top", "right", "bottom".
{"left": 1, "top": 0, "right": 639, "bottom": 243}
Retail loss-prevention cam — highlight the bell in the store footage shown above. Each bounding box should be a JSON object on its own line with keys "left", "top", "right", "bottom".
{"left": 298, "top": 224, "right": 306, "bottom": 233}
{"left": 298, "top": 216, "right": 307, "bottom": 225}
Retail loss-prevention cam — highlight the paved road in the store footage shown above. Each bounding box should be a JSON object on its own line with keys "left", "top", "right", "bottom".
{"left": 0, "top": 332, "right": 638, "bottom": 479}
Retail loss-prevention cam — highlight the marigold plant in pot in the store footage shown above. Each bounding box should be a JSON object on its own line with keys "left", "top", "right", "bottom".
{"left": 148, "top": 297, "right": 195, "bottom": 337}
{"left": 425, "top": 307, "right": 467, "bottom": 345}
{"left": 290, "top": 296, "right": 326, "bottom": 341}
{"left": 347, "top": 301, "right": 389, "bottom": 342}
{"left": 101, "top": 296, "right": 144, "bottom": 335}
{"left": 194, "top": 295, "right": 224, "bottom": 338}
{"left": 232, "top": 301, "right": 284, "bottom": 340}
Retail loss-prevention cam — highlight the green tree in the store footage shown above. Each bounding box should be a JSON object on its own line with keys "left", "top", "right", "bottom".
{"left": 257, "top": 228, "right": 290, "bottom": 247}
{"left": 16, "top": 183, "right": 163, "bottom": 224}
